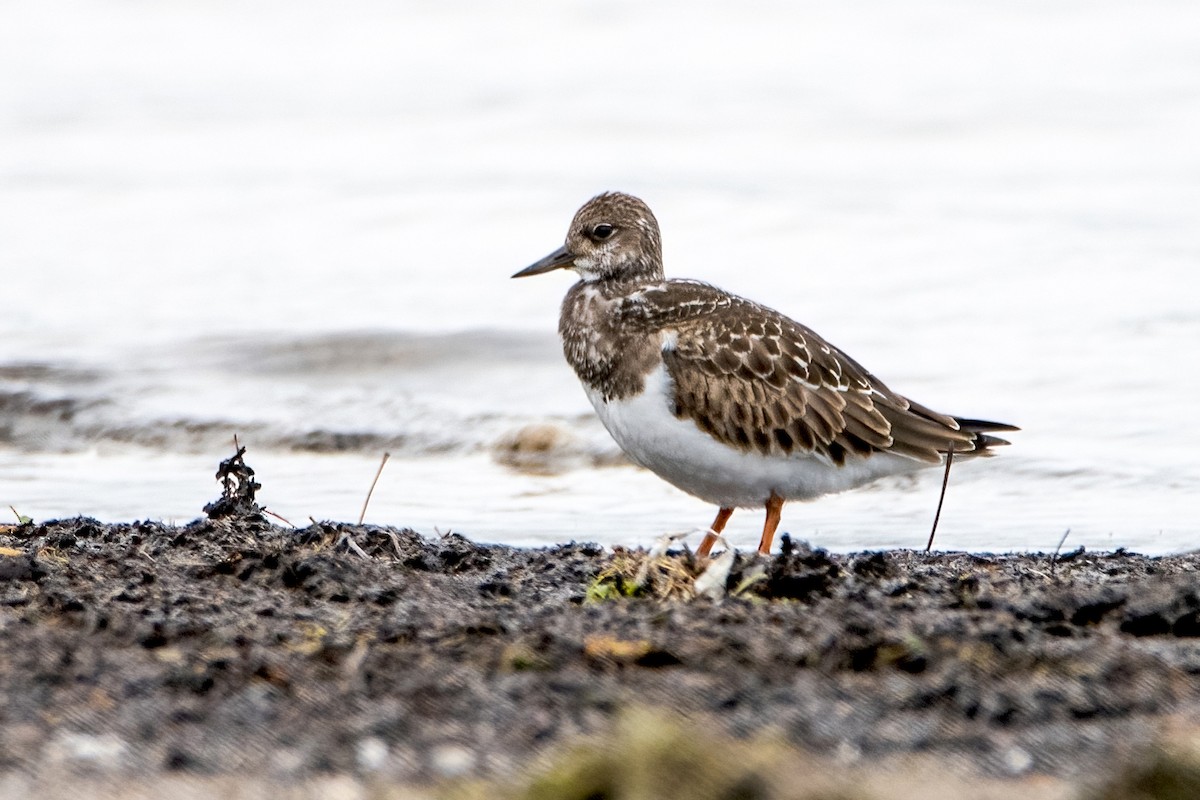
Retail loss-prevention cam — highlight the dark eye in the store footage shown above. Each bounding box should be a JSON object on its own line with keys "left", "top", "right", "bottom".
{"left": 591, "top": 223, "right": 614, "bottom": 240}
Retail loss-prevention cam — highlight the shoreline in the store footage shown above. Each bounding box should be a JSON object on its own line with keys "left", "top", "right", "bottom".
{"left": 2, "top": 514, "right": 1199, "bottom": 798}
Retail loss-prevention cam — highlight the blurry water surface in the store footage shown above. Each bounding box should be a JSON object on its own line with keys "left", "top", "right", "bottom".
{"left": 1, "top": 0, "right": 1197, "bottom": 553}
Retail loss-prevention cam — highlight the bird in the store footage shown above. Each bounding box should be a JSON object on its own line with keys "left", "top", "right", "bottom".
{"left": 512, "top": 192, "right": 1016, "bottom": 556}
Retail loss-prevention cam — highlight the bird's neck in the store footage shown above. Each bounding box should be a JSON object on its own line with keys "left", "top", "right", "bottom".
{"left": 583, "top": 258, "right": 664, "bottom": 287}
{"left": 558, "top": 279, "right": 664, "bottom": 402}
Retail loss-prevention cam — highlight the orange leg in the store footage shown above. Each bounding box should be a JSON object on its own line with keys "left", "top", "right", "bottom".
{"left": 696, "top": 507, "right": 734, "bottom": 557}
{"left": 757, "top": 493, "right": 785, "bottom": 555}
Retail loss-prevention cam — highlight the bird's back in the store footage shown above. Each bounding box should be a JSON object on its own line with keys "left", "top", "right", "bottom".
{"left": 589, "top": 277, "right": 1014, "bottom": 467}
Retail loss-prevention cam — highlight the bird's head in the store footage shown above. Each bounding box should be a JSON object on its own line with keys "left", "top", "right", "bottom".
{"left": 513, "top": 192, "right": 664, "bottom": 284}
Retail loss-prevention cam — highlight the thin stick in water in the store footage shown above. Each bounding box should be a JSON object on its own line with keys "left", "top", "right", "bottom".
{"left": 358, "top": 452, "right": 391, "bottom": 525}
{"left": 925, "top": 444, "right": 955, "bottom": 553}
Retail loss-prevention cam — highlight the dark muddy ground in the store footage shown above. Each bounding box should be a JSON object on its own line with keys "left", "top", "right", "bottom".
{"left": 2, "top": 500, "right": 1199, "bottom": 796}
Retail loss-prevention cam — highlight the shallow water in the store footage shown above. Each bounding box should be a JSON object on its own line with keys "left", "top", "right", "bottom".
{"left": 2, "top": 0, "right": 1198, "bottom": 553}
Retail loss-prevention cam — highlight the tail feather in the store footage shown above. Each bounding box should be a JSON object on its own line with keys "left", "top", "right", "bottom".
{"left": 952, "top": 416, "right": 1018, "bottom": 456}
{"left": 954, "top": 417, "right": 1020, "bottom": 434}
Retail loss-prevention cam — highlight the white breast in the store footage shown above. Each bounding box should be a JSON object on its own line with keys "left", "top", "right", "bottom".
{"left": 585, "top": 363, "right": 925, "bottom": 509}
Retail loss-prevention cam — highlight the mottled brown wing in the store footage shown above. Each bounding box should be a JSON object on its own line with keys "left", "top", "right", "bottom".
{"left": 621, "top": 280, "right": 987, "bottom": 465}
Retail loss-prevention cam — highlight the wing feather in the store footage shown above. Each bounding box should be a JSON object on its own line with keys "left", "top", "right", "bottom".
{"left": 621, "top": 280, "right": 1012, "bottom": 464}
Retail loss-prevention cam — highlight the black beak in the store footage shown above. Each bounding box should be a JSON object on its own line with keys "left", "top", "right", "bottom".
{"left": 512, "top": 245, "right": 575, "bottom": 278}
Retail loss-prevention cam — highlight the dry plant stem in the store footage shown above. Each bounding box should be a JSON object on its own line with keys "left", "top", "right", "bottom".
{"left": 263, "top": 508, "right": 295, "bottom": 527}
{"left": 358, "top": 452, "right": 391, "bottom": 526}
{"left": 1051, "top": 529, "right": 1071, "bottom": 575}
{"left": 925, "top": 444, "right": 955, "bottom": 552}
{"left": 337, "top": 532, "right": 370, "bottom": 559}
{"left": 9, "top": 506, "right": 22, "bottom": 524}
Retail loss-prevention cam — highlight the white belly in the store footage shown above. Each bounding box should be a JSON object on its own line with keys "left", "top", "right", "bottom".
{"left": 586, "top": 364, "right": 927, "bottom": 509}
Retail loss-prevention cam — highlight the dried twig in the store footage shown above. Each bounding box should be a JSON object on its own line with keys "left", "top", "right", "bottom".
{"left": 262, "top": 508, "right": 295, "bottom": 528}
{"left": 1050, "top": 528, "right": 1071, "bottom": 575}
{"left": 358, "top": 452, "right": 391, "bottom": 525}
{"left": 383, "top": 529, "right": 405, "bottom": 559}
{"left": 337, "top": 532, "right": 370, "bottom": 559}
{"left": 925, "top": 444, "right": 955, "bottom": 553}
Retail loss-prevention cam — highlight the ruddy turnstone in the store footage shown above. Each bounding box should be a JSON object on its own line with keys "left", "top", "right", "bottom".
{"left": 513, "top": 192, "right": 1016, "bottom": 556}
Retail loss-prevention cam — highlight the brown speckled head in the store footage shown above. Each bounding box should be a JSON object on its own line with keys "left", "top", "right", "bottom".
{"left": 513, "top": 192, "right": 664, "bottom": 284}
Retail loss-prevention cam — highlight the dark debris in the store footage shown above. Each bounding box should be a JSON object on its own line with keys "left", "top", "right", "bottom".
{"left": 202, "top": 445, "right": 264, "bottom": 520}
